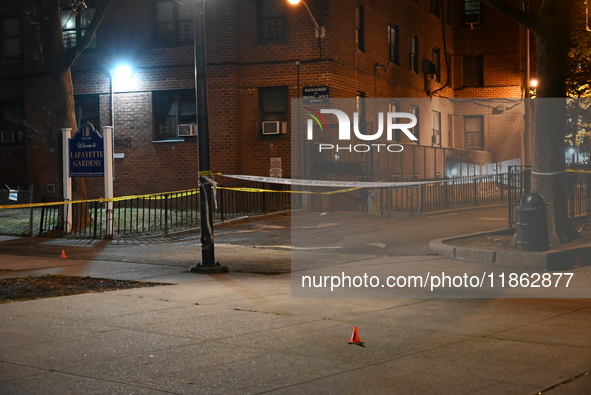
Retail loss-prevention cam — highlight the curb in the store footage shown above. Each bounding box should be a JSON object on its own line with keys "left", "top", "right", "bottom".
{"left": 421, "top": 203, "right": 508, "bottom": 217}
{"left": 429, "top": 229, "right": 591, "bottom": 271}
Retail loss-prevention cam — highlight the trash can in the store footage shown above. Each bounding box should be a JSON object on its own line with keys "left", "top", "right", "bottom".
{"left": 516, "top": 193, "right": 549, "bottom": 252}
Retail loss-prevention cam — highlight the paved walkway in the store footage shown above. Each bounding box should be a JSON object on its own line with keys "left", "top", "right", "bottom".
{"left": 1, "top": 209, "right": 591, "bottom": 394}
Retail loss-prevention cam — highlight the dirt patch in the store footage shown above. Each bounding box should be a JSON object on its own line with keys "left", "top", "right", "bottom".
{"left": 446, "top": 217, "right": 591, "bottom": 250}
{"left": 0, "top": 275, "right": 167, "bottom": 303}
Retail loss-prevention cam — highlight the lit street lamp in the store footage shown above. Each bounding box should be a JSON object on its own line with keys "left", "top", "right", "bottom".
{"left": 190, "top": 0, "right": 227, "bottom": 274}
{"left": 287, "top": 0, "right": 325, "bottom": 38}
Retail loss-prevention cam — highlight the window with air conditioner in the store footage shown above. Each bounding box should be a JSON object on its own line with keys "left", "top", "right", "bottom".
{"left": 259, "top": 86, "right": 288, "bottom": 136}
{"left": 464, "top": 0, "right": 481, "bottom": 27}
{"left": 153, "top": 89, "right": 196, "bottom": 141}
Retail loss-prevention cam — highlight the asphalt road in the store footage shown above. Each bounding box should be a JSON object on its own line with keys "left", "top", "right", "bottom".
{"left": 0, "top": 206, "right": 509, "bottom": 275}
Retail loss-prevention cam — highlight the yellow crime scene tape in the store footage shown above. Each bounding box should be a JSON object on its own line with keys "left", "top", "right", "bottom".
{"left": 0, "top": 173, "right": 395, "bottom": 210}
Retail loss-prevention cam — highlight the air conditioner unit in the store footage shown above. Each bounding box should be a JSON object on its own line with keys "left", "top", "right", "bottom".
{"left": 432, "top": 134, "right": 441, "bottom": 145}
{"left": 422, "top": 59, "right": 436, "bottom": 75}
{"left": 0, "top": 131, "right": 15, "bottom": 143}
{"left": 178, "top": 124, "right": 197, "bottom": 137}
{"left": 262, "top": 121, "right": 287, "bottom": 135}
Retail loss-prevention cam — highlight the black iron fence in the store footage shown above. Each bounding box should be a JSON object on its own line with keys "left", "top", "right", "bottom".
{"left": 4, "top": 172, "right": 591, "bottom": 238}
{"left": 35, "top": 181, "right": 291, "bottom": 239}
{"left": 374, "top": 173, "right": 510, "bottom": 216}
{"left": 506, "top": 167, "right": 591, "bottom": 227}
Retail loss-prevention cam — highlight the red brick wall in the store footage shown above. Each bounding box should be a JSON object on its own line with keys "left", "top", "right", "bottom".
{"left": 1, "top": 0, "right": 530, "bottom": 200}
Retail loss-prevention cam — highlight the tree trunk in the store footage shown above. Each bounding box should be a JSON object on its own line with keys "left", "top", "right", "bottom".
{"left": 531, "top": 1, "right": 579, "bottom": 246}
{"left": 481, "top": 0, "right": 578, "bottom": 247}
{"left": 36, "top": 0, "right": 91, "bottom": 232}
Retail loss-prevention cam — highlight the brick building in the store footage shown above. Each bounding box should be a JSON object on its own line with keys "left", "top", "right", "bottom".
{"left": 0, "top": 0, "right": 529, "bottom": 200}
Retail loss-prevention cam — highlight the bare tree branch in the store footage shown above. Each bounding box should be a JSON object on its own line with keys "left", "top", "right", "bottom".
{"left": 64, "top": 0, "right": 115, "bottom": 68}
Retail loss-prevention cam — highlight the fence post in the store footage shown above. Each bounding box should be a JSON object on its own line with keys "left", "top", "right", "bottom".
{"left": 92, "top": 201, "right": 99, "bottom": 238}
{"left": 507, "top": 166, "right": 514, "bottom": 228}
{"left": 417, "top": 185, "right": 422, "bottom": 216}
{"left": 164, "top": 194, "right": 169, "bottom": 236}
{"left": 27, "top": 186, "right": 34, "bottom": 237}
{"left": 219, "top": 188, "right": 225, "bottom": 222}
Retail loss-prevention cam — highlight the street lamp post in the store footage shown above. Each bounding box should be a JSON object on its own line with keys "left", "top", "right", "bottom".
{"left": 190, "top": 0, "right": 227, "bottom": 274}
{"left": 287, "top": 0, "right": 325, "bottom": 38}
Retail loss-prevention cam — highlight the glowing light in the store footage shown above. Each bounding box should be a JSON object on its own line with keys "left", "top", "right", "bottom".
{"left": 450, "top": 168, "right": 458, "bottom": 177}
{"left": 111, "top": 64, "right": 136, "bottom": 91}
{"left": 287, "top": 0, "right": 300, "bottom": 4}
{"left": 112, "top": 65, "right": 133, "bottom": 80}
{"left": 530, "top": 79, "right": 538, "bottom": 88}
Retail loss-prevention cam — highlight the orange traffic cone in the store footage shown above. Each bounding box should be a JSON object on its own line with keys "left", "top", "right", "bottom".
{"left": 61, "top": 250, "right": 67, "bottom": 259}
{"left": 348, "top": 325, "right": 365, "bottom": 346}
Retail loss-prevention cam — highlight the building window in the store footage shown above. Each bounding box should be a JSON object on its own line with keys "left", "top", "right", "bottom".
{"left": 0, "top": 101, "right": 24, "bottom": 144}
{"left": 60, "top": 7, "right": 97, "bottom": 50}
{"left": 153, "top": 90, "right": 196, "bottom": 141}
{"left": 463, "top": 55, "right": 484, "bottom": 87}
{"left": 259, "top": 86, "right": 288, "bottom": 124}
{"left": 464, "top": 115, "right": 484, "bottom": 149}
{"left": 464, "top": 0, "right": 481, "bottom": 27}
{"left": 258, "top": 0, "right": 286, "bottom": 42}
{"left": 448, "top": 114, "right": 453, "bottom": 148}
{"left": 74, "top": 95, "right": 100, "bottom": 132}
{"left": 432, "top": 111, "right": 441, "bottom": 146}
{"left": 389, "top": 101, "right": 401, "bottom": 141}
{"left": 155, "top": 0, "right": 194, "bottom": 47}
{"left": 432, "top": 48, "right": 441, "bottom": 82}
{"left": 409, "top": 35, "right": 419, "bottom": 73}
{"left": 388, "top": 24, "right": 399, "bottom": 65}
{"left": 409, "top": 105, "right": 419, "bottom": 144}
{"left": 430, "top": 0, "right": 441, "bottom": 18}
{"left": 0, "top": 17, "right": 20, "bottom": 60}
{"left": 355, "top": 4, "right": 365, "bottom": 52}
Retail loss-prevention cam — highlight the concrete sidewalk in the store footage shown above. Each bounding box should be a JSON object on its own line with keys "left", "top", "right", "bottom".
{"left": 2, "top": 208, "right": 591, "bottom": 394}
{"left": 2, "top": 252, "right": 591, "bottom": 393}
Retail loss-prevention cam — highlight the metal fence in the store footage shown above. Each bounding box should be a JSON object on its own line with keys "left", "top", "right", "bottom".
{"left": 373, "top": 173, "right": 510, "bottom": 216}
{"left": 0, "top": 186, "right": 35, "bottom": 237}
{"left": 506, "top": 167, "right": 591, "bottom": 227}
{"left": 34, "top": 181, "right": 291, "bottom": 239}
{"left": 5, "top": 171, "right": 591, "bottom": 238}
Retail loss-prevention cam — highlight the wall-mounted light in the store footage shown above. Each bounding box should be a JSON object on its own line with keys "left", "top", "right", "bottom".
{"left": 287, "top": 0, "right": 325, "bottom": 38}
